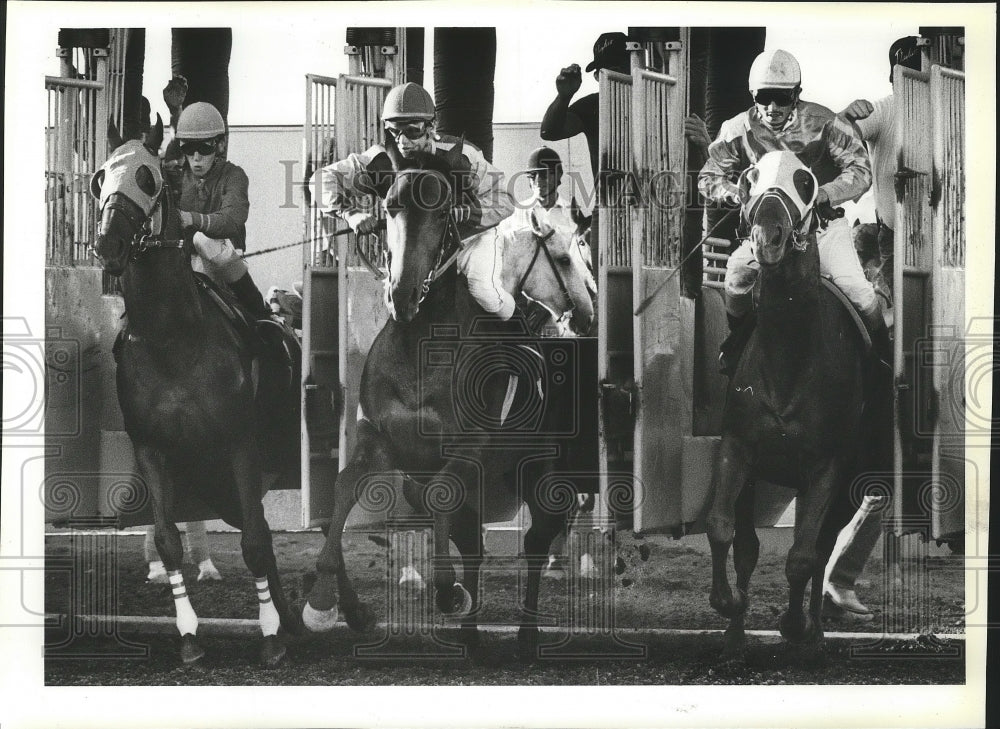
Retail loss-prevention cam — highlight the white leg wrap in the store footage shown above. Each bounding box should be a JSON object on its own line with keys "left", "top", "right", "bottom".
{"left": 399, "top": 565, "right": 425, "bottom": 589}
{"left": 169, "top": 570, "right": 198, "bottom": 636}
{"left": 302, "top": 601, "right": 339, "bottom": 632}
{"left": 255, "top": 577, "right": 281, "bottom": 637}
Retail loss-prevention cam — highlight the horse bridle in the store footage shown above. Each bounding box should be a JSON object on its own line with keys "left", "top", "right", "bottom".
{"left": 98, "top": 186, "right": 187, "bottom": 262}
{"left": 742, "top": 190, "right": 816, "bottom": 252}
{"left": 513, "top": 227, "right": 577, "bottom": 321}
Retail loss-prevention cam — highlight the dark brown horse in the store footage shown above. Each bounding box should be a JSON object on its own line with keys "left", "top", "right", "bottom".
{"left": 91, "top": 122, "right": 300, "bottom": 666}
{"left": 302, "top": 135, "right": 595, "bottom": 658}
{"left": 706, "top": 151, "right": 889, "bottom": 659}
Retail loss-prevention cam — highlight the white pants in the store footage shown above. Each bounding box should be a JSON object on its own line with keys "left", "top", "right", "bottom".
{"left": 191, "top": 232, "right": 248, "bottom": 285}
{"left": 725, "top": 217, "right": 879, "bottom": 325}
{"left": 456, "top": 228, "right": 515, "bottom": 319}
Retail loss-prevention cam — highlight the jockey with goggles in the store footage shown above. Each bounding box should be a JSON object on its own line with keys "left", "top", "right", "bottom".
{"left": 699, "top": 50, "right": 882, "bottom": 345}
{"left": 167, "top": 100, "right": 270, "bottom": 319}
{"left": 310, "top": 82, "right": 518, "bottom": 320}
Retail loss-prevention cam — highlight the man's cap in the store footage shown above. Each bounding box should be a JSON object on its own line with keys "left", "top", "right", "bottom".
{"left": 525, "top": 146, "right": 563, "bottom": 173}
{"left": 585, "top": 32, "right": 629, "bottom": 72}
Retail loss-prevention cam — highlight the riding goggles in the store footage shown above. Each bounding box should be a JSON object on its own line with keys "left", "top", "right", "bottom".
{"left": 385, "top": 123, "right": 429, "bottom": 141}
{"left": 179, "top": 140, "right": 218, "bottom": 156}
{"left": 753, "top": 89, "right": 797, "bottom": 107}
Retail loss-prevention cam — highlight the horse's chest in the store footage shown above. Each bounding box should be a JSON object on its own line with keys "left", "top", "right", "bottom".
{"left": 118, "top": 347, "right": 250, "bottom": 443}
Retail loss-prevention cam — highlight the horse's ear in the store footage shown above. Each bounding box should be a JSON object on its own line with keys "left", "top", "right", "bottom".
{"left": 90, "top": 169, "right": 105, "bottom": 200}
{"left": 792, "top": 168, "right": 817, "bottom": 208}
{"left": 107, "top": 120, "right": 124, "bottom": 152}
{"left": 443, "top": 135, "right": 465, "bottom": 170}
{"left": 144, "top": 114, "right": 164, "bottom": 156}
{"left": 384, "top": 128, "right": 404, "bottom": 171}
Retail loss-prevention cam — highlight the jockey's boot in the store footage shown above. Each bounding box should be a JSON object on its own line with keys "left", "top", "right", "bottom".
{"left": 229, "top": 271, "right": 271, "bottom": 321}
{"left": 719, "top": 313, "right": 752, "bottom": 378}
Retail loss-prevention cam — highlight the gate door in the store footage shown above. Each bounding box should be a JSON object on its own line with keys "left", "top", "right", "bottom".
{"left": 892, "top": 64, "right": 966, "bottom": 540}
{"left": 301, "top": 74, "right": 391, "bottom": 527}
{"left": 596, "top": 69, "right": 634, "bottom": 524}
{"left": 928, "top": 66, "right": 965, "bottom": 541}
{"left": 629, "top": 59, "right": 692, "bottom": 534}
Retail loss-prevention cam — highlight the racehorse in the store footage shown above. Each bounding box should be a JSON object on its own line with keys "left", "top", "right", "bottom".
{"left": 302, "top": 134, "right": 595, "bottom": 658}
{"left": 706, "top": 151, "right": 890, "bottom": 659}
{"left": 91, "top": 120, "right": 301, "bottom": 666}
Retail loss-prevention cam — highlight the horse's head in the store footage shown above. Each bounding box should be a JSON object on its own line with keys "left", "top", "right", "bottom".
{"left": 90, "top": 118, "right": 168, "bottom": 275}
{"left": 508, "top": 207, "right": 595, "bottom": 336}
{"left": 739, "top": 151, "right": 818, "bottom": 268}
{"left": 382, "top": 132, "right": 470, "bottom": 322}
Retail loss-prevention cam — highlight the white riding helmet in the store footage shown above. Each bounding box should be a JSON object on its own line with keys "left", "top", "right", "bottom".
{"left": 748, "top": 49, "right": 802, "bottom": 92}
{"left": 176, "top": 102, "right": 226, "bottom": 140}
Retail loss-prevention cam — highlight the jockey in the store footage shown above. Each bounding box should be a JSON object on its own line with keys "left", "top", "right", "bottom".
{"left": 310, "top": 82, "right": 517, "bottom": 319}
{"left": 505, "top": 146, "right": 578, "bottom": 236}
{"left": 166, "top": 101, "right": 270, "bottom": 319}
{"left": 698, "top": 49, "right": 883, "bottom": 374}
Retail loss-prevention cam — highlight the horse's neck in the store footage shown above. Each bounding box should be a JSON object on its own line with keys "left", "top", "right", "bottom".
{"left": 122, "top": 256, "right": 204, "bottom": 343}
{"left": 121, "top": 193, "right": 204, "bottom": 344}
{"left": 757, "top": 244, "right": 821, "bottom": 364}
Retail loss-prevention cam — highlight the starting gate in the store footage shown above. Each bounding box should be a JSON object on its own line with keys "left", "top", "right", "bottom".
{"left": 597, "top": 34, "right": 793, "bottom": 535}
{"left": 301, "top": 72, "right": 392, "bottom": 527}
{"left": 893, "top": 63, "right": 966, "bottom": 542}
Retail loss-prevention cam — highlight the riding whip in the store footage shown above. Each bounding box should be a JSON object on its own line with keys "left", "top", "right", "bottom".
{"left": 633, "top": 207, "right": 738, "bottom": 316}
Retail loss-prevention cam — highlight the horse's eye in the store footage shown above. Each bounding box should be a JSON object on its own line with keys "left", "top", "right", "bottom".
{"left": 135, "top": 165, "right": 159, "bottom": 197}
{"left": 557, "top": 255, "right": 572, "bottom": 266}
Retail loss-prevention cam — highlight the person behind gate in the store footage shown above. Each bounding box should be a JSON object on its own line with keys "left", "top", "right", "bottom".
{"left": 698, "top": 49, "right": 886, "bottom": 374}
{"left": 309, "top": 82, "right": 519, "bottom": 322}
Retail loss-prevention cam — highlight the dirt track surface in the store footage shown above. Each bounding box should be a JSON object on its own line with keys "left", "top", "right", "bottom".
{"left": 45, "top": 530, "right": 966, "bottom": 685}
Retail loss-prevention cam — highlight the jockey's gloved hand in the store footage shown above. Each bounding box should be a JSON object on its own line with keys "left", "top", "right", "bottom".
{"left": 451, "top": 204, "right": 473, "bottom": 224}
{"left": 517, "top": 292, "right": 555, "bottom": 336}
{"left": 814, "top": 189, "right": 845, "bottom": 223}
{"left": 346, "top": 213, "right": 380, "bottom": 235}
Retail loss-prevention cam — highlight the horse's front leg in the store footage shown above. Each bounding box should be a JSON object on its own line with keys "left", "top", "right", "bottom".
{"left": 518, "top": 502, "right": 566, "bottom": 662}
{"left": 726, "top": 483, "right": 760, "bottom": 661}
{"left": 448, "top": 503, "right": 485, "bottom": 656}
{"left": 231, "top": 436, "right": 292, "bottom": 666}
{"left": 430, "top": 458, "right": 478, "bottom": 618}
{"left": 304, "top": 419, "right": 394, "bottom": 634}
{"left": 135, "top": 444, "right": 203, "bottom": 664}
{"left": 779, "top": 457, "right": 837, "bottom": 644}
{"left": 706, "top": 437, "right": 753, "bottom": 627}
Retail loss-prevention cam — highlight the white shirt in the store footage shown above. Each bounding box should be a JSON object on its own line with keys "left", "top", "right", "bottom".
{"left": 855, "top": 95, "right": 897, "bottom": 230}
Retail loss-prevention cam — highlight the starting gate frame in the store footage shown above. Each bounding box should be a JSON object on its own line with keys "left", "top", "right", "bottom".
{"left": 892, "top": 64, "right": 966, "bottom": 541}
{"left": 301, "top": 70, "right": 393, "bottom": 528}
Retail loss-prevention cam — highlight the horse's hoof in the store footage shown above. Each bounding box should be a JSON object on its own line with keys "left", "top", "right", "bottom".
{"left": 710, "top": 586, "right": 747, "bottom": 620}
{"left": 179, "top": 634, "right": 205, "bottom": 665}
{"left": 302, "top": 600, "right": 339, "bottom": 633}
{"left": 721, "top": 626, "right": 747, "bottom": 664}
{"left": 398, "top": 565, "right": 426, "bottom": 594}
{"left": 260, "top": 635, "right": 287, "bottom": 668}
{"left": 779, "top": 610, "right": 817, "bottom": 643}
{"left": 439, "top": 582, "right": 473, "bottom": 619}
{"left": 342, "top": 601, "right": 377, "bottom": 633}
